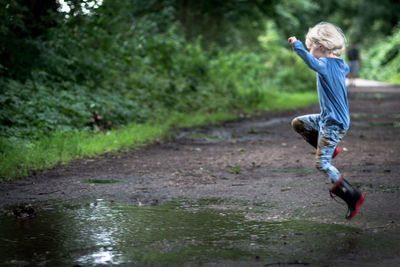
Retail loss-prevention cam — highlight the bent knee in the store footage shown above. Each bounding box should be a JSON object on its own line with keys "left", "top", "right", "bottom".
{"left": 291, "top": 117, "right": 303, "bottom": 133}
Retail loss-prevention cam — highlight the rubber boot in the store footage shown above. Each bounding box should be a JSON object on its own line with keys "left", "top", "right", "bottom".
{"left": 329, "top": 176, "right": 365, "bottom": 220}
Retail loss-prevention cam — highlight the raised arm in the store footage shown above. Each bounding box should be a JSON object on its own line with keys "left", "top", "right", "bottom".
{"left": 291, "top": 40, "right": 327, "bottom": 74}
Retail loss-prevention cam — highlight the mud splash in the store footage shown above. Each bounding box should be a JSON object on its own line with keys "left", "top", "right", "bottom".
{"left": 1, "top": 199, "right": 399, "bottom": 266}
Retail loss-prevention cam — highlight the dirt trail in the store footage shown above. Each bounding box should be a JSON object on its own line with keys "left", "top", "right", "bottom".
{"left": 1, "top": 80, "right": 400, "bottom": 226}
{"left": 1, "top": 79, "right": 400, "bottom": 266}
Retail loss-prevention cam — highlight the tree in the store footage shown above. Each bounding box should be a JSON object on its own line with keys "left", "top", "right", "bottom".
{"left": 0, "top": 0, "right": 60, "bottom": 80}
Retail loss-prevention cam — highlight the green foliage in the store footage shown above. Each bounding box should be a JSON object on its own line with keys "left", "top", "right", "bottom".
{"left": 0, "top": 0, "right": 60, "bottom": 79}
{"left": 0, "top": 1, "right": 319, "bottom": 180}
{"left": 0, "top": 122, "right": 168, "bottom": 180}
{"left": 289, "top": 0, "right": 400, "bottom": 45}
{"left": 230, "top": 164, "right": 241, "bottom": 174}
{"left": 258, "top": 22, "right": 315, "bottom": 93}
{"left": 0, "top": 91, "right": 317, "bottom": 181}
{"left": 0, "top": 9, "right": 313, "bottom": 140}
{"left": 360, "top": 28, "right": 400, "bottom": 83}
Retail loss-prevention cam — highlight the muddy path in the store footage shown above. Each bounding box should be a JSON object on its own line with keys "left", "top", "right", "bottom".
{"left": 1, "top": 79, "right": 400, "bottom": 266}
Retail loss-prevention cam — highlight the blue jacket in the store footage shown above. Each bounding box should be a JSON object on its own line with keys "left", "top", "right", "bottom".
{"left": 293, "top": 40, "right": 350, "bottom": 130}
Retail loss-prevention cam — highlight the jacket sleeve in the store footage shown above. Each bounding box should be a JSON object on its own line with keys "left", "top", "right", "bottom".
{"left": 292, "top": 40, "right": 327, "bottom": 74}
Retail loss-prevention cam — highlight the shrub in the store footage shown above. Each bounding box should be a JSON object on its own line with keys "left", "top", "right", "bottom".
{"left": 360, "top": 27, "right": 400, "bottom": 83}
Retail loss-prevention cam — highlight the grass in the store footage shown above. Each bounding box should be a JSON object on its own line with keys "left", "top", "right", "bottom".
{"left": 229, "top": 164, "right": 241, "bottom": 174}
{"left": 0, "top": 123, "right": 168, "bottom": 180}
{"left": 166, "top": 111, "right": 236, "bottom": 128}
{"left": 0, "top": 92, "right": 317, "bottom": 181}
{"left": 258, "top": 91, "right": 317, "bottom": 112}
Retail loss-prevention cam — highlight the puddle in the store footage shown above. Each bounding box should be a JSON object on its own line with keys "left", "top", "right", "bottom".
{"left": 178, "top": 128, "right": 234, "bottom": 143}
{"left": 186, "top": 133, "right": 223, "bottom": 140}
{"left": 241, "top": 117, "right": 291, "bottom": 129}
{"left": 0, "top": 199, "right": 399, "bottom": 266}
{"left": 178, "top": 117, "right": 291, "bottom": 144}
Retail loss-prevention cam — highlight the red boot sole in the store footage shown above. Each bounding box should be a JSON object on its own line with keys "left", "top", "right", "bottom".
{"left": 347, "top": 193, "right": 366, "bottom": 220}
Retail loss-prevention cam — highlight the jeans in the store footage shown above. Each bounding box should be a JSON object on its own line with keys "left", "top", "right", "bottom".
{"left": 291, "top": 114, "right": 346, "bottom": 183}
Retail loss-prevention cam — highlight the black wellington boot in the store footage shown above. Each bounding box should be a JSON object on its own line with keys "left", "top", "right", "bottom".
{"left": 329, "top": 176, "right": 366, "bottom": 220}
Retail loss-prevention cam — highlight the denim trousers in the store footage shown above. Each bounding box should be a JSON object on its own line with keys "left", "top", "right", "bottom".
{"left": 291, "top": 114, "right": 346, "bottom": 183}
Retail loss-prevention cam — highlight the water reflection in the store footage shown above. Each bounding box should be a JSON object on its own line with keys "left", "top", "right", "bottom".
{"left": 78, "top": 248, "right": 118, "bottom": 265}
{"left": 74, "top": 200, "right": 122, "bottom": 265}
{"left": 0, "top": 199, "right": 399, "bottom": 266}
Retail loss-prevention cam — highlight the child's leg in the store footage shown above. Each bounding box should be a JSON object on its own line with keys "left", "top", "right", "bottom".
{"left": 316, "top": 127, "right": 365, "bottom": 220}
{"left": 291, "top": 114, "right": 320, "bottom": 148}
{"left": 315, "top": 126, "right": 345, "bottom": 183}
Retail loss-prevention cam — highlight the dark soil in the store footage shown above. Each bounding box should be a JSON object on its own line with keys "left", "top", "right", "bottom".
{"left": 1, "top": 81, "right": 400, "bottom": 266}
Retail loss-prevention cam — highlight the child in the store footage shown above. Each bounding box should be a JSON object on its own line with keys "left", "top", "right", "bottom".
{"left": 288, "top": 22, "right": 365, "bottom": 220}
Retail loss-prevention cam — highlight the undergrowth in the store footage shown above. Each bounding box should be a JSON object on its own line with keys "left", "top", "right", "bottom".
{"left": 0, "top": 3, "right": 317, "bottom": 180}
{"left": 360, "top": 27, "right": 400, "bottom": 84}
{"left": 0, "top": 92, "right": 316, "bottom": 180}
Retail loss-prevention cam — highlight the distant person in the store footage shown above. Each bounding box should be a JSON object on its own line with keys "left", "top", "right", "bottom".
{"left": 346, "top": 43, "right": 361, "bottom": 87}
{"left": 288, "top": 22, "right": 365, "bottom": 220}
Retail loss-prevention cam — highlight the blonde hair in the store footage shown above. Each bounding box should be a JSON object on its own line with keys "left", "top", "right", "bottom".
{"left": 305, "top": 22, "right": 346, "bottom": 56}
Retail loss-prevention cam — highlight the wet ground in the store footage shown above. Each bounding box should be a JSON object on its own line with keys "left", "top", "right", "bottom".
{"left": 1, "top": 79, "right": 400, "bottom": 266}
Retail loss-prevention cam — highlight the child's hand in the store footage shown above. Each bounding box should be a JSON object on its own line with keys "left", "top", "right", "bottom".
{"left": 288, "top": 36, "right": 297, "bottom": 45}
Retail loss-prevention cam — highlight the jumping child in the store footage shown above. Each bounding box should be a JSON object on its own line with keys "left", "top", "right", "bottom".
{"left": 288, "top": 22, "right": 365, "bottom": 220}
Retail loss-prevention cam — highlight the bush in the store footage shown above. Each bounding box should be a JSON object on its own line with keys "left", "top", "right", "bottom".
{"left": 0, "top": 15, "right": 314, "bottom": 142}
{"left": 0, "top": 1, "right": 319, "bottom": 180}
{"left": 360, "top": 27, "right": 400, "bottom": 83}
